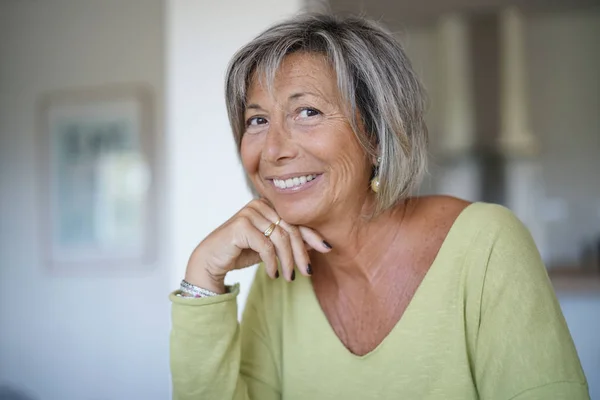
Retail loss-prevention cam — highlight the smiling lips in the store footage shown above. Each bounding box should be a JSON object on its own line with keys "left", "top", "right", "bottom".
{"left": 272, "top": 174, "right": 319, "bottom": 189}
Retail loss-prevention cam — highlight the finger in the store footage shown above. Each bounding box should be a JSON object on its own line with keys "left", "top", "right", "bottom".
{"left": 239, "top": 207, "right": 295, "bottom": 281}
{"left": 277, "top": 221, "right": 312, "bottom": 277}
{"left": 247, "top": 201, "right": 297, "bottom": 280}
{"left": 247, "top": 198, "right": 279, "bottom": 221}
{"left": 298, "top": 226, "right": 333, "bottom": 253}
{"left": 251, "top": 199, "right": 330, "bottom": 254}
{"left": 266, "top": 225, "right": 296, "bottom": 281}
{"left": 233, "top": 248, "right": 264, "bottom": 272}
{"left": 232, "top": 217, "right": 279, "bottom": 279}
{"left": 250, "top": 200, "right": 311, "bottom": 279}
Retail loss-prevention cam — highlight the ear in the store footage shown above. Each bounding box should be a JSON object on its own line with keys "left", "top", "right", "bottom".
{"left": 371, "top": 142, "right": 381, "bottom": 166}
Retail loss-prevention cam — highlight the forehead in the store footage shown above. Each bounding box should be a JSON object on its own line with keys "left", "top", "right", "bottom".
{"left": 247, "top": 52, "right": 338, "bottom": 101}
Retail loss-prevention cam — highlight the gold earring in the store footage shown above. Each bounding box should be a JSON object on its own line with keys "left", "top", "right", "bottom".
{"left": 371, "top": 156, "right": 381, "bottom": 193}
{"left": 370, "top": 176, "right": 380, "bottom": 193}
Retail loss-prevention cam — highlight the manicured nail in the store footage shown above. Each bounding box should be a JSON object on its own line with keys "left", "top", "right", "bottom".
{"left": 323, "top": 240, "right": 333, "bottom": 249}
{"left": 307, "top": 264, "right": 312, "bottom": 275}
{"left": 275, "top": 270, "right": 279, "bottom": 279}
{"left": 291, "top": 270, "right": 296, "bottom": 281}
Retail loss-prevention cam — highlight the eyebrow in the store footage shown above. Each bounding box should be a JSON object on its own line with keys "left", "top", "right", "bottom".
{"left": 245, "top": 103, "right": 265, "bottom": 111}
{"left": 245, "top": 92, "right": 326, "bottom": 112}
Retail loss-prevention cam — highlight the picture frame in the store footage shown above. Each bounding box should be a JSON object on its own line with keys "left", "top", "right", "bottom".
{"left": 37, "top": 84, "right": 156, "bottom": 271}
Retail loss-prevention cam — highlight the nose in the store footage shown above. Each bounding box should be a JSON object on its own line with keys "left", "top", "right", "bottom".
{"left": 262, "top": 119, "right": 298, "bottom": 164}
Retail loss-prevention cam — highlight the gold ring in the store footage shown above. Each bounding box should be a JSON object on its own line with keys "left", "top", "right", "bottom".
{"left": 264, "top": 217, "right": 281, "bottom": 238}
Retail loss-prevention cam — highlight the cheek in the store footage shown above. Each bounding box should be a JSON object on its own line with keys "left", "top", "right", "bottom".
{"left": 334, "top": 151, "right": 369, "bottom": 187}
{"left": 240, "top": 136, "right": 261, "bottom": 174}
{"left": 322, "top": 123, "right": 369, "bottom": 176}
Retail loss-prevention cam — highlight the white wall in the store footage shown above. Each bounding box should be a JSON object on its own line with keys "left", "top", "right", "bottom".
{"left": 0, "top": 1, "right": 170, "bottom": 399}
{"left": 166, "top": 0, "right": 303, "bottom": 317}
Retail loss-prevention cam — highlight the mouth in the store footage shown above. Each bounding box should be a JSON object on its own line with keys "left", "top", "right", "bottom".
{"left": 268, "top": 173, "right": 322, "bottom": 192}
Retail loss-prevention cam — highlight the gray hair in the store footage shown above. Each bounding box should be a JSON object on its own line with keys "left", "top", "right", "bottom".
{"left": 225, "top": 13, "right": 428, "bottom": 213}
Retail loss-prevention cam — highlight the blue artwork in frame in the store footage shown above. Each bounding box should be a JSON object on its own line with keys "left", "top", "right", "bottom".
{"left": 38, "top": 85, "right": 155, "bottom": 271}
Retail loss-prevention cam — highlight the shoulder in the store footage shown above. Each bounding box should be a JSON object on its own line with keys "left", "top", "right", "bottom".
{"left": 416, "top": 196, "right": 530, "bottom": 243}
{"left": 463, "top": 201, "right": 525, "bottom": 229}
{"left": 408, "top": 195, "right": 527, "bottom": 242}
{"left": 407, "top": 195, "right": 537, "bottom": 260}
{"left": 456, "top": 202, "right": 550, "bottom": 315}
{"left": 462, "top": 202, "right": 536, "bottom": 254}
{"left": 415, "top": 197, "right": 545, "bottom": 297}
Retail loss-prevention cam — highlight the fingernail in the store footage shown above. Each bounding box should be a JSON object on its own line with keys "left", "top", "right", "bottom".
{"left": 323, "top": 240, "right": 333, "bottom": 249}
{"left": 275, "top": 270, "right": 279, "bottom": 279}
{"left": 291, "top": 270, "right": 296, "bottom": 281}
{"left": 307, "top": 264, "right": 312, "bottom": 275}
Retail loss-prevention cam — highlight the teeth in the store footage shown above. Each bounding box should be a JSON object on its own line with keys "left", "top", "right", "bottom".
{"left": 273, "top": 174, "right": 317, "bottom": 189}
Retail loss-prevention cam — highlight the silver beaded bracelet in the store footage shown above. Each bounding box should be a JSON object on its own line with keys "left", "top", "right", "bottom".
{"left": 178, "top": 279, "right": 221, "bottom": 298}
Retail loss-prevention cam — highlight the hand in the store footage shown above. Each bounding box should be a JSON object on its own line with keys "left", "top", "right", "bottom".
{"left": 184, "top": 198, "right": 332, "bottom": 293}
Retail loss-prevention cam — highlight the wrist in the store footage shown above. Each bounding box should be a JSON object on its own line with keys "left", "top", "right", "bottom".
{"left": 184, "top": 265, "right": 226, "bottom": 295}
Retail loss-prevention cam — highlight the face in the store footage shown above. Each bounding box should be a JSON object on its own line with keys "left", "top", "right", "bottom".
{"left": 241, "top": 52, "right": 372, "bottom": 225}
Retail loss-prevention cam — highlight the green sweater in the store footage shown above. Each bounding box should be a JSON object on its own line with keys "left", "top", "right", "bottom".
{"left": 170, "top": 203, "right": 589, "bottom": 399}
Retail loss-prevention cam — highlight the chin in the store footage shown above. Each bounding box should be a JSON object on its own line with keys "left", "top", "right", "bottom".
{"left": 272, "top": 201, "right": 321, "bottom": 227}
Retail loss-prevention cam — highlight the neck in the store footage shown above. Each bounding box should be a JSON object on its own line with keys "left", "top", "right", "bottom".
{"left": 308, "top": 196, "right": 411, "bottom": 286}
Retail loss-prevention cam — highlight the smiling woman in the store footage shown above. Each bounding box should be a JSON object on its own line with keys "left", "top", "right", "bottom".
{"left": 240, "top": 52, "right": 375, "bottom": 226}
{"left": 169, "top": 13, "right": 589, "bottom": 400}
{"left": 226, "top": 17, "right": 428, "bottom": 215}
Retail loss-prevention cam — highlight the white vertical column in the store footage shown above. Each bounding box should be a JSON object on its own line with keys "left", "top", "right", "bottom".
{"left": 437, "top": 14, "right": 475, "bottom": 156}
{"left": 499, "top": 7, "right": 547, "bottom": 262}
{"left": 436, "top": 14, "right": 479, "bottom": 201}
{"left": 499, "top": 6, "right": 537, "bottom": 155}
{"left": 166, "top": 0, "right": 303, "bottom": 316}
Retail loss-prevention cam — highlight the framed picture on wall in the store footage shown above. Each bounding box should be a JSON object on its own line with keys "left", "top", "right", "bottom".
{"left": 37, "top": 84, "right": 156, "bottom": 271}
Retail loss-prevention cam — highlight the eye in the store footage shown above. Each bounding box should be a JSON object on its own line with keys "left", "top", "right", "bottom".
{"left": 297, "top": 108, "right": 321, "bottom": 119}
{"left": 246, "top": 116, "right": 268, "bottom": 126}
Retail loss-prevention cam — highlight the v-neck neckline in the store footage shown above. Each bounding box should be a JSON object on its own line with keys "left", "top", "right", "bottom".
{"left": 304, "top": 202, "right": 479, "bottom": 360}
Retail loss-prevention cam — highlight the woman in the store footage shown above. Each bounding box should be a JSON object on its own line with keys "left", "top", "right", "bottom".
{"left": 170, "top": 14, "right": 589, "bottom": 400}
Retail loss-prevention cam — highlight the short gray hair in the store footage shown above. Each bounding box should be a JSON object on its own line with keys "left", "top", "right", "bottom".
{"left": 225, "top": 13, "right": 428, "bottom": 213}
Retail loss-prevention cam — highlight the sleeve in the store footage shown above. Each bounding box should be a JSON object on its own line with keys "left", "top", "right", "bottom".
{"left": 169, "top": 266, "right": 282, "bottom": 400}
{"left": 472, "top": 206, "right": 590, "bottom": 400}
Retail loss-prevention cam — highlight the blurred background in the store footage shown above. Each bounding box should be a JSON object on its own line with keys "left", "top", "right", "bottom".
{"left": 0, "top": 0, "right": 598, "bottom": 399}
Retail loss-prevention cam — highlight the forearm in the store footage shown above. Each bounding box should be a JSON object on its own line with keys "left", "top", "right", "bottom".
{"left": 170, "top": 285, "right": 250, "bottom": 400}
